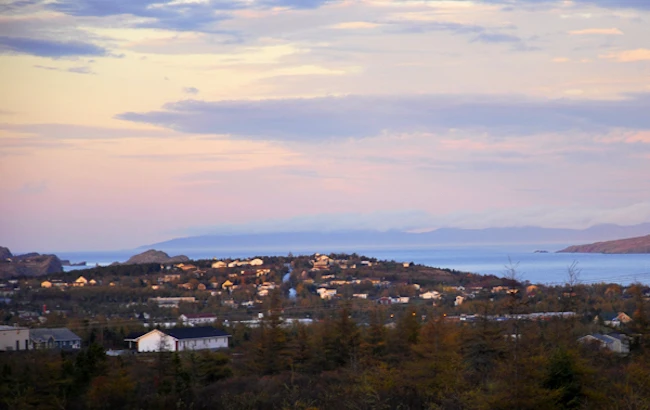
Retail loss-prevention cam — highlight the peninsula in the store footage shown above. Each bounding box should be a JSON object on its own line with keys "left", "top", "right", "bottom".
{"left": 558, "top": 234, "right": 650, "bottom": 254}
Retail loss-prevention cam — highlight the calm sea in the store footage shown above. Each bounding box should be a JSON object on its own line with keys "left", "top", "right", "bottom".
{"left": 56, "top": 243, "right": 650, "bottom": 286}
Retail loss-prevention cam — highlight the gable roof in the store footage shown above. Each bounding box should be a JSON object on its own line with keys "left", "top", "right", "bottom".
{"left": 165, "top": 327, "right": 230, "bottom": 340}
{"left": 30, "top": 328, "right": 81, "bottom": 343}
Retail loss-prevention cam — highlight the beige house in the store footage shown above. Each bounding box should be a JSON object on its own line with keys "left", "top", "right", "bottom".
{"left": 420, "top": 291, "right": 441, "bottom": 300}
{"left": 250, "top": 258, "right": 264, "bottom": 266}
{"left": 211, "top": 261, "right": 227, "bottom": 269}
{"left": 73, "top": 276, "right": 88, "bottom": 287}
{"left": 41, "top": 281, "right": 52, "bottom": 288}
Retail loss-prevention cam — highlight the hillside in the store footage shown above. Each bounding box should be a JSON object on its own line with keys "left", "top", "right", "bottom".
{"left": 557, "top": 234, "right": 650, "bottom": 254}
{"left": 124, "top": 249, "right": 189, "bottom": 265}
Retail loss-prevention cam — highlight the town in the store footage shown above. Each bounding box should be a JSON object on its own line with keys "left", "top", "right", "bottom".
{"left": 1, "top": 252, "right": 650, "bottom": 409}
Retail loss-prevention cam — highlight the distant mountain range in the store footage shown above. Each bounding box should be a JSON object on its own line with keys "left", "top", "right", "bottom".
{"left": 140, "top": 223, "right": 650, "bottom": 252}
{"left": 558, "top": 234, "right": 650, "bottom": 254}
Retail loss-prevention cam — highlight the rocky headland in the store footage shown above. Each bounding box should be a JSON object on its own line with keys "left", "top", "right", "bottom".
{"left": 0, "top": 247, "right": 64, "bottom": 278}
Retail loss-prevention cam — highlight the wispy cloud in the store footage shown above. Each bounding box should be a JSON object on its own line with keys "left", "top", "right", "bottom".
{"left": 34, "top": 65, "right": 95, "bottom": 74}
{"left": 600, "top": 48, "right": 650, "bottom": 62}
{"left": 569, "top": 28, "right": 623, "bottom": 35}
{"left": 0, "top": 36, "right": 107, "bottom": 57}
{"left": 481, "top": 0, "right": 650, "bottom": 11}
{"left": 183, "top": 87, "right": 200, "bottom": 95}
{"left": 116, "top": 93, "right": 650, "bottom": 140}
{"left": 258, "top": 0, "right": 331, "bottom": 9}
{"left": 331, "top": 21, "right": 380, "bottom": 30}
{"left": 472, "top": 33, "right": 522, "bottom": 44}
{"left": 49, "top": 0, "right": 243, "bottom": 32}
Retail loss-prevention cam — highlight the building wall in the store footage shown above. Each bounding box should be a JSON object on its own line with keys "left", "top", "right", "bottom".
{"left": 178, "top": 336, "right": 228, "bottom": 351}
{"left": 0, "top": 328, "right": 30, "bottom": 351}
{"left": 138, "top": 331, "right": 174, "bottom": 352}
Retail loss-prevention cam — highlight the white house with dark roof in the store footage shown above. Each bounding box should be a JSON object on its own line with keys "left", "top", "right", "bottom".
{"left": 125, "top": 327, "right": 230, "bottom": 352}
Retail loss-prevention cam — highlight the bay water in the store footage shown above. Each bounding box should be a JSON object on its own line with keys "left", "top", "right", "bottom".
{"left": 57, "top": 243, "right": 650, "bottom": 286}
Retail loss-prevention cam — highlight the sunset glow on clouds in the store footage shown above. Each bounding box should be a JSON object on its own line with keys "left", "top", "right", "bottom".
{"left": 1, "top": 0, "right": 649, "bottom": 251}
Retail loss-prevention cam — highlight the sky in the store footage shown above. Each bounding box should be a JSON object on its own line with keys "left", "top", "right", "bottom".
{"left": 1, "top": 0, "right": 650, "bottom": 252}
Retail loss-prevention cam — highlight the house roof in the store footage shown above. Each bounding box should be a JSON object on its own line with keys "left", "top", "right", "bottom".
{"left": 181, "top": 313, "right": 217, "bottom": 319}
{"left": 125, "top": 331, "right": 147, "bottom": 341}
{"left": 165, "top": 327, "right": 230, "bottom": 340}
{"left": 30, "top": 328, "right": 81, "bottom": 342}
{"left": 606, "top": 332, "right": 627, "bottom": 341}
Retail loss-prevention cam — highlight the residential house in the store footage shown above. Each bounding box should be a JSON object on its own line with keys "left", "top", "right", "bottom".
{"left": 578, "top": 333, "right": 630, "bottom": 354}
{"left": 353, "top": 294, "right": 368, "bottom": 299}
{"left": 608, "top": 312, "right": 633, "bottom": 327}
{"left": 455, "top": 296, "right": 465, "bottom": 306}
{"left": 125, "top": 327, "right": 231, "bottom": 352}
{"left": 51, "top": 280, "right": 67, "bottom": 288}
{"left": 149, "top": 297, "right": 197, "bottom": 308}
{"left": 250, "top": 258, "right": 264, "bottom": 266}
{"left": 256, "top": 268, "right": 271, "bottom": 276}
{"left": 41, "top": 280, "right": 52, "bottom": 288}
{"left": 421, "top": 291, "right": 441, "bottom": 300}
{"left": 211, "top": 261, "right": 227, "bottom": 269}
{"left": 179, "top": 313, "right": 218, "bottom": 326}
{"left": 316, "top": 288, "right": 337, "bottom": 300}
{"left": 30, "top": 328, "right": 82, "bottom": 350}
{"left": 177, "top": 264, "right": 197, "bottom": 272}
{"left": 162, "top": 274, "right": 181, "bottom": 283}
{"left": 227, "top": 261, "right": 239, "bottom": 268}
{"left": 595, "top": 311, "right": 634, "bottom": 327}
{"left": 221, "top": 280, "right": 234, "bottom": 290}
{"left": 403, "top": 262, "right": 414, "bottom": 268}
{"left": 73, "top": 276, "right": 88, "bottom": 287}
{"left": 0, "top": 325, "right": 30, "bottom": 351}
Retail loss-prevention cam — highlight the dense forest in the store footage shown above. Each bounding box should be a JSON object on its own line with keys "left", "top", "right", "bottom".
{"left": 2, "top": 288, "right": 649, "bottom": 410}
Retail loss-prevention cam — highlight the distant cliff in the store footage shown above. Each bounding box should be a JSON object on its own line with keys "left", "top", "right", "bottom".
{"left": 0, "top": 247, "right": 63, "bottom": 278}
{"left": 124, "top": 249, "right": 189, "bottom": 265}
{"left": 558, "top": 235, "right": 650, "bottom": 254}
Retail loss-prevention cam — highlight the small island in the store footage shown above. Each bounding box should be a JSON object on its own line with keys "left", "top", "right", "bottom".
{"left": 557, "top": 234, "right": 650, "bottom": 254}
